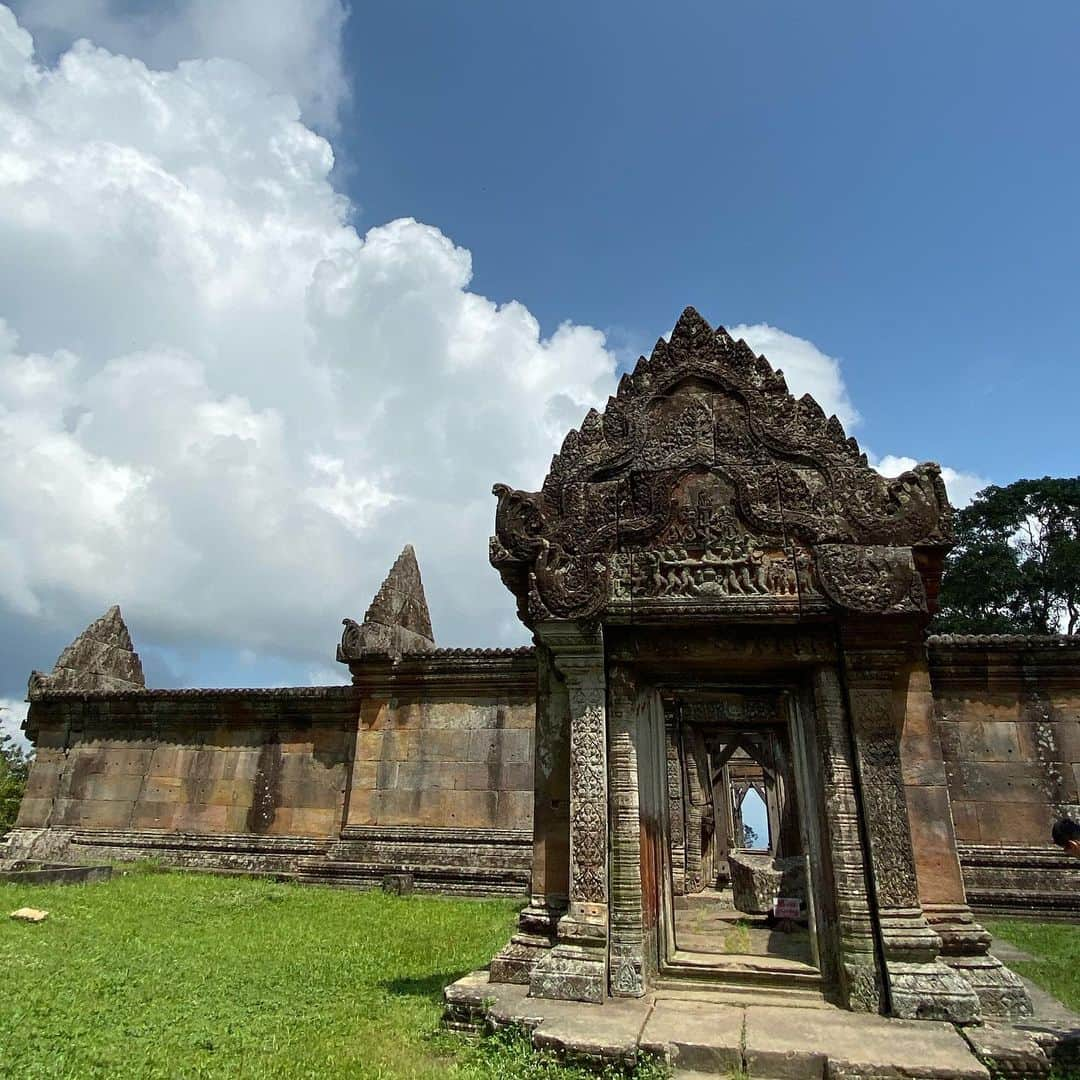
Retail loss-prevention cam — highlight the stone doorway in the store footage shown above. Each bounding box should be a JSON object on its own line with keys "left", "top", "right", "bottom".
{"left": 478, "top": 307, "right": 1030, "bottom": 1022}
{"left": 664, "top": 691, "right": 818, "bottom": 977}
{"left": 648, "top": 691, "right": 825, "bottom": 993}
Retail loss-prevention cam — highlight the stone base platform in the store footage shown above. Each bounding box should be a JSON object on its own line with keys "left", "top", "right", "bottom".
{"left": 444, "top": 970, "right": 994, "bottom": 1078}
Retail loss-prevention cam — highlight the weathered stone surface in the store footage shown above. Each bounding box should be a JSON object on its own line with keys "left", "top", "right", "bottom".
{"left": 930, "top": 636, "right": 1080, "bottom": 918}
{"left": 743, "top": 1005, "right": 988, "bottom": 1079}
{"left": 963, "top": 1024, "right": 1050, "bottom": 1079}
{"left": 338, "top": 544, "right": 436, "bottom": 661}
{"left": 28, "top": 605, "right": 144, "bottom": 697}
{"left": 443, "top": 972, "right": 989, "bottom": 1078}
{"left": 728, "top": 851, "right": 806, "bottom": 916}
{"left": 10, "top": 907, "right": 49, "bottom": 922}
{"left": 639, "top": 999, "right": 743, "bottom": 1072}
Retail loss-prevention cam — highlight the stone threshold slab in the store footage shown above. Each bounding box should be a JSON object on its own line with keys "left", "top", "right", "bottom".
{"left": 443, "top": 970, "right": 990, "bottom": 1078}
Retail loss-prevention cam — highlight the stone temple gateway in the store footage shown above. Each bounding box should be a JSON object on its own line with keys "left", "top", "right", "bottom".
{"left": 9, "top": 308, "right": 1080, "bottom": 1063}
{"left": 476, "top": 307, "right": 1026, "bottom": 1021}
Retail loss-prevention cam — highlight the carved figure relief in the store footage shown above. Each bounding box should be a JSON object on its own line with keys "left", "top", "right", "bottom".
{"left": 490, "top": 308, "right": 953, "bottom": 625}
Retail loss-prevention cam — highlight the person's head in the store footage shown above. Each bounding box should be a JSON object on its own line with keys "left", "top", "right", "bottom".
{"left": 1051, "top": 817, "right": 1080, "bottom": 856}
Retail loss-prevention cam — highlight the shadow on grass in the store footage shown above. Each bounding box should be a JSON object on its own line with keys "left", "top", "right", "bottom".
{"left": 381, "top": 970, "right": 472, "bottom": 1002}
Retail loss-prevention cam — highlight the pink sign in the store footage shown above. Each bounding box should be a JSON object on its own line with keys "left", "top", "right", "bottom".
{"left": 773, "top": 897, "right": 802, "bottom": 919}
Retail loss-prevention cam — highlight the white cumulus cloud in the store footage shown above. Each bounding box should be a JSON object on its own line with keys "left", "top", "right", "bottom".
{"left": 0, "top": 696, "right": 30, "bottom": 752}
{"left": 0, "top": 4, "right": 986, "bottom": 699}
{"left": 9, "top": 0, "right": 349, "bottom": 129}
{"left": 729, "top": 323, "right": 859, "bottom": 430}
{"left": 0, "top": 4, "right": 617, "bottom": 682}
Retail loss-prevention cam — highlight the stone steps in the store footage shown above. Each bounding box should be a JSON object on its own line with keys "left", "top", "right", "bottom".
{"left": 294, "top": 856, "right": 528, "bottom": 896}
{"left": 444, "top": 970, "right": 992, "bottom": 1079}
{"left": 651, "top": 980, "right": 830, "bottom": 1009}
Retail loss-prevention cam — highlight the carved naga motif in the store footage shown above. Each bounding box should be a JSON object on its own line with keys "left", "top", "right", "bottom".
{"left": 490, "top": 307, "right": 953, "bottom": 624}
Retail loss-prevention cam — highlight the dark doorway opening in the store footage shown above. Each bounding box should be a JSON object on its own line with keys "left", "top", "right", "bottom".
{"left": 662, "top": 692, "right": 819, "bottom": 978}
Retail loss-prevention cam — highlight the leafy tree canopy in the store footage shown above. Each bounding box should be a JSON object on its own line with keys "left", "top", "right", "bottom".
{"left": 934, "top": 477, "right": 1080, "bottom": 636}
{"left": 0, "top": 726, "right": 31, "bottom": 834}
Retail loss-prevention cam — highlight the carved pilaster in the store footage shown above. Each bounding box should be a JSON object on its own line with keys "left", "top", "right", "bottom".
{"left": 841, "top": 628, "right": 979, "bottom": 1023}
{"left": 607, "top": 662, "right": 646, "bottom": 997}
{"left": 664, "top": 706, "right": 687, "bottom": 896}
{"left": 682, "top": 725, "right": 706, "bottom": 893}
{"left": 528, "top": 622, "right": 608, "bottom": 1003}
{"left": 489, "top": 641, "right": 568, "bottom": 985}
{"left": 811, "top": 667, "right": 884, "bottom": 1012}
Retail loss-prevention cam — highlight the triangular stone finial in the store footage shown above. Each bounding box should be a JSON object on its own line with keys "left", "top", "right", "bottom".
{"left": 669, "top": 305, "right": 714, "bottom": 347}
{"left": 338, "top": 545, "right": 436, "bottom": 663}
{"left": 28, "top": 605, "right": 145, "bottom": 698}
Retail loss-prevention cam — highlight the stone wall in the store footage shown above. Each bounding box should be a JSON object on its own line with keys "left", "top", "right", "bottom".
{"left": 17, "top": 686, "right": 356, "bottom": 838}
{"left": 9, "top": 649, "right": 537, "bottom": 894}
{"left": 928, "top": 634, "right": 1080, "bottom": 916}
{"left": 346, "top": 697, "right": 533, "bottom": 832}
{"left": 10, "top": 635, "right": 1080, "bottom": 907}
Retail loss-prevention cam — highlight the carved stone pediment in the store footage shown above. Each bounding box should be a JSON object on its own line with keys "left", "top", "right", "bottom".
{"left": 491, "top": 308, "right": 952, "bottom": 624}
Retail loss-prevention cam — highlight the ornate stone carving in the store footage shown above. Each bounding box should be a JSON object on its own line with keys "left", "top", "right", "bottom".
{"left": 568, "top": 691, "right": 606, "bottom": 905}
{"left": 816, "top": 545, "right": 926, "bottom": 615}
{"left": 810, "top": 669, "right": 885, "bottom": 1012}
{"left": 529, "top": 625, "right": 609, "bottom": 1004}
{"left": 28, "top": 605, "right": 145, "bottom": 698}
{"left": 337, "top": 545, "right": 436, "bottom": 663}
{"left": 490, "top": 308, "right": 951, "bottom": 626}
{"left": 857, "top": 734, "right": 922, "bottom": 910}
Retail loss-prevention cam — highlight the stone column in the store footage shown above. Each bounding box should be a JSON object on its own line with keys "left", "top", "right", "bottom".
{"left": 664, "top": 705, "right": 687, "bottom": 896}
{"left": 810, "top": 667, "right": 883, "bottom": 1012}
{"left": 489, "top": 640, "right": 570, "bottom": 984}
{"left": 840, "top": 622, "right": 979, "bottom": 1023}
{"left": 607, "top": 660, "right": 646, "bottom": 997}
{"left": 901, "top": 656, "right": 1032, "bottom": 1018}
{"left": 528, "top": 622, "right": 609, "bottom": 1003}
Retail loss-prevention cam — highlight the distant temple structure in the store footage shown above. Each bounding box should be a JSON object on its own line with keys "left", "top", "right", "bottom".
{"left": 8, "top": 309, "right": 1079, "bottom": 1026}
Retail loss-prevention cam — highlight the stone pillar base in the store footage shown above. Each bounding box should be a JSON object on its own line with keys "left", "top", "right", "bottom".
{"left": 839, "top": 955, "right": 884, "bottom": 1013}
{"left": 489, "top": 900, "right": 562, "bottom": 985}
{"left": 528, "top": 914, "right": 607, "bottom": 1003}
{"left": 945, "top": 955, "right": 1034, "bottom": 1020}
{"left": 886, "top": 961, "right": 980, "bottom": 1023}
{"left": 528, "top": 944, "right": 606, "bottom": 1003}
{"left": 924, "top": 901, "right": 1033, "bottom": 1019}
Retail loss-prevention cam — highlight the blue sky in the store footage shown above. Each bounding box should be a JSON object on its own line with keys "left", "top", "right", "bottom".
{"left": 346, "top": 1, "right": 1080, "bottom": 480}
{"left": 0, "top": 1, "right": 1077, "bottom": 732}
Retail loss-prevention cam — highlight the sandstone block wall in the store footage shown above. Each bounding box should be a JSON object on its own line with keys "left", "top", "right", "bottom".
{"left": 12, "top": 636, "right": 1080, "bottom": 908}
{"left": 11, "top": 649, "right": 538, "bottom": 894}
{"left": 17, "top": 687, "right": 358, "bottom": 839}
{"left": 928, "top": 635, "right": 1080, "bottom": 916}
{"left": 346, "top": 696, "right": 534, "bottom": 831}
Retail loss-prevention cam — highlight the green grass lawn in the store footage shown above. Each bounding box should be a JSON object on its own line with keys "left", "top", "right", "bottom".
{"left": 0, "top": 867, "right": 662, "bottom": 1079}
{"left": 986, "top": 918, "right": 1080, "bottom": 1013}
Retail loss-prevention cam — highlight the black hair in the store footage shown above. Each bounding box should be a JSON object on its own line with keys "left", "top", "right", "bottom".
{"left": 1051, "top": 818, "right": 1080, "bottom": 847}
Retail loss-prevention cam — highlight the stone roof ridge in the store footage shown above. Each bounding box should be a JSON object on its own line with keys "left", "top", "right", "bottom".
{"left": 28, "top": 604, "right": 146, "bottom": 699}
{"left": 29, "top": 685, "right": 359, "bottom": 702}
{"left": 398, "top": 645, "right": 536, "bottom": 659}
{"left": 927, "top": 632, "right": 1080, "bottom": 648}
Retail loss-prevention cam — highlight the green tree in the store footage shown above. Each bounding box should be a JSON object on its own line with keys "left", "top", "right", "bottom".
{"left": 935, "top": 477, "right": 1080, "bottom": 636}
{"left": 0, "top": 721, "right": 31, "bottom": 834}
